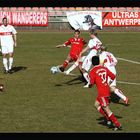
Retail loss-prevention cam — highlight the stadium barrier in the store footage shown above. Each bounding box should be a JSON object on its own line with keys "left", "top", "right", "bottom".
{"left": 0, "top": 7, "right": 140, "bottom": 32}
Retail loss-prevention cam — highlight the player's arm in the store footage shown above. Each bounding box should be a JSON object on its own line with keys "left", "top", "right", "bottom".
{"left": 111, "top": 54, "right": 118, "bottom": 66}
{"left": 79, "top": 45, "right": 90, "bottom": 56}
{"left": 106, "top": 68, "right": 115, "bottom": 81}
{"left": 13, "top": 34, "right": 17, "bottom": 47}
{"left": 56, "top": 44, "right": 66, "bottom": 48}
{"left": 56, "top": 39, "right": 71, "bottom": 48}
{"left": 12, "top": 26, "right": 17, "bottom": 47}
{"left": 89, "top": 69, "right": 95, "bottom": 86}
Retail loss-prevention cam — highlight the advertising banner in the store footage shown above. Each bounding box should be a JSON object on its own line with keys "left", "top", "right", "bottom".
{"left": 102, "top": 12, "right": 140, "bottom": 27}
{"left": 0, "top": 11, "right": 48, "bottom": 26}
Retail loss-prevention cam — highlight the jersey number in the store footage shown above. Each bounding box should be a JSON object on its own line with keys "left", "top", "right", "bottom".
{"left": 107, "top": 55, "right": 114, "bottom": 64}
{"left": 99, "top": 71, "right": 107, "bottom": 83}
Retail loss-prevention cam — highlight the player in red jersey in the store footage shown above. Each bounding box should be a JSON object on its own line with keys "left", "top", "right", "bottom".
{"left": 56, "top": 30, "right": 86, "bottom": 72}
{"left": 89, "top": 56, "right": 122, "bottom": 131}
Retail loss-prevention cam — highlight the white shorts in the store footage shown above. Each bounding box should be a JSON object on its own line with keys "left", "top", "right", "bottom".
{"left": 1, "top": 44, "right": 14, "bottom": 54}
{"left": 106, "top": 66, "right": 117, "bottom": 87}
{"left": 82, "top": 49, "right": 97, "bottom": 72}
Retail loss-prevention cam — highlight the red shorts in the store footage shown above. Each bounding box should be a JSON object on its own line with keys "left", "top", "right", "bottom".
{"left": 96, "top": 96, "right": 110, "bottom": 107}
{"left": 70, "top": 53, "right": 79, "bottom": 61}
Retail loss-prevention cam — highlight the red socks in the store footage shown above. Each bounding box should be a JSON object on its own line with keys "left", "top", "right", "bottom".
{"left": 109, "top": 113, "right": 121, "bottom": 127}
{"left": 98, "top": 106, "right": 109, "bottom": 121}
{"left": 63, "top": 60, "right": 69, "bottom": 69}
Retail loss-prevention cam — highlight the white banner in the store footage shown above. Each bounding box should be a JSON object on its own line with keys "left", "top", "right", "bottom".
{"left": 66, "top": 11, "right": 102, "bottom": 30}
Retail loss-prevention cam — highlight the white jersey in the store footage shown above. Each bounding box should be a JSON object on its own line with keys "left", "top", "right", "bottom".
{"left": 99, "top": 51, "right": 118, "bottom": 67}
{"left": 88, "top": 37, "right": 102, "bottom": 51}
{"left": 99, "top": 51, "right": 118, "bottom": 86}
{"left": 82, "top": 37, "right": 102, "bottom": 71}
{"left": 0, "top": 25, "right": 17, "bottom": 46}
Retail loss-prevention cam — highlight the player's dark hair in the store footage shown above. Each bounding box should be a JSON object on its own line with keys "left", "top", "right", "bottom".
{"left": 92, "top": 56, "right": 99, "bottom": 66}
{"left": 75, "top": 29, "right": 80, "bottom": 34}
{"left": 2, "top": 17, "right": 7, "bottom": 22}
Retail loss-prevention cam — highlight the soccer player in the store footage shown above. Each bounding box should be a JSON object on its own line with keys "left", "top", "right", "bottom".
{"left": 0, "top": 17, "right": 17, "bottom": 74}
{"left": 79, "top": 30, "right": 102, "bottom": 87}
{"left": 99, "top": 45, "right": 129, "bottom": 105}
{"left": 90, "top": 56, "right": 122, "bottom": 131}
{"left": 56, "top": 30, "right": 86, "bottom": 72}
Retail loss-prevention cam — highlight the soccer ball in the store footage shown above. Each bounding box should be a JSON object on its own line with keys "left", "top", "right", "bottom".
{"left": 50, "top": 66, "right": 58, "bottom": 74}
{"left": 0, "top": 84, "right": 4, "bottom": 92}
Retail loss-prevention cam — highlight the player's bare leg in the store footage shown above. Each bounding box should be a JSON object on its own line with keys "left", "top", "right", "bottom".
{"left": 64, "top": 61, "right": 79, "bottom": 75}
{"left": 110, "top": 86, "right": 129, "bottom": 105}
{"left": 59, "top": 55, "right": 71, "bottom": 72}
{"left": 95, "top": 100, "right": 111, "bottom": 124}
{"left": 82, "top": 68, "right": 90, "bottom": 88}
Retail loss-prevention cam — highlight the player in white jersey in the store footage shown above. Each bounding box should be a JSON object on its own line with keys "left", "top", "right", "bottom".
{"left": 99, "top": 45, "right": 129, "bottom": 105}
{"left": 0, "top": 17, "right": 17, "bottom": 74}
{"left": 79, "top": 30, "right": 102, "bottom": 87}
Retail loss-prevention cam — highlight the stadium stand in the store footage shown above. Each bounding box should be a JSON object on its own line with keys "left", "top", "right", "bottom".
{"left": 133, "top": 7, "right": 140, "bottom": 11}
{"left": 118, "top": 7, "right": 126, "bottom": 11}
{"left": 126, "top": 7, "right": 134, "bottom": 11}
{"left": 97, "top": 7, "right": 104, "bottom": 11}
{"left": 61, "top": 7, "right": 68, "bottom": 11}
{"left": 2, "top": 7, "right": 10, "bottom": 11}
{"left": 10, "top": 7, "right": 17, "bottom": 11}
{"left": 104, "top": 7, "right": 112, "bottom": 11}
{"left": 89, "top": 7, "right": 97, "bottom": 11}
{"left": 67, "top": 7, "right": 76, "bottom": 11}
{"left": 47, "top": 7, "right": 54, "bottom": 11}
{"left": 55, "top": 11, "right": 63, "bottom": 16}
{"left": 75, "top": 7, "right": 83, "bottom": 11}
{"left": 111, "top": 7, "right": 119, "bottom": 11}
{"left": 32, "top": 7, "right": 39, "bottom": 11}
{"left": 54, "top": 7, "right": 61, "bottom": 11}
{"left": 48, "top": 11, "right": 56, "bottom": 17}
{"left": 25, "top": 7, "right": 31, "bottom": 11}
{"left": 83, "top": 7, "right": 90, "bottom": 11}
{"left": 39, "top": 7, "right": 47, "bottom": 11}
{"left": 17, "top": 7, "right": 24, "bottom": 11}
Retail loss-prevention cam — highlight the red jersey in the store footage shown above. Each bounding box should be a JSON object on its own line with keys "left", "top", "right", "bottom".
{"left": 90, "top": 65, "right": 115, "bottom": 97}
{"left": 64, "top": 37, "right": 86, "bottom": 56}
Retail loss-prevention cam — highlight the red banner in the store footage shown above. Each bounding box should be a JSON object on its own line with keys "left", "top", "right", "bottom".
{"left": 102, "top": 12, "right": 140, "bottom": 27}
{"left": 0, "top": 11, "right": 48, "bottom": 26}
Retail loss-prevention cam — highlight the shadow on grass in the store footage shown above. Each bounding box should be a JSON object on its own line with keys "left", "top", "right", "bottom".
{"left": 110, "top": 93, "right": 130, "bottom": 106}
{"left": 96, "top": 116, "right": 122, "bottom": 127}
{"left": 64, "top": 76, "right": 86, "bottom": 85}
{"left": 12, "top": 66, "right": 27, "bottom": 73}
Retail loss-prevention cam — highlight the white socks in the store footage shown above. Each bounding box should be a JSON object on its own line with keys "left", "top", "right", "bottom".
{"left": 65, "top": 61, "right": 79, "bottom": 74}
{"left": 83, "top": 72, "right": 90, "bottom": 84}
{"left": 9, "top": 57, "right": 13, "bottom": 70}
{"left": 3, "top": 58, "right": 8, "bottom": 71}
{"left": 114, "top": 88, "right": 126, "bottom": 101}
{"left": 3, "top": 57, "right": 13, "bottom": 71}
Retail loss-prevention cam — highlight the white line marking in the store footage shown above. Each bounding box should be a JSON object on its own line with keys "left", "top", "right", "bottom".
{"left": 117, "top": 81, "right": 140, "bottom": 86}
{"left": 117, "top": 57, "right": 140, "bottom": 65}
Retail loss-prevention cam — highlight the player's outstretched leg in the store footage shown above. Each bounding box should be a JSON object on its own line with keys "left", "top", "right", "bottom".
{"left": 111, "top": 87, "right": 129, "bottom": 105}
{"left": 83, "top": 72, "right": 90, "bottom": 88}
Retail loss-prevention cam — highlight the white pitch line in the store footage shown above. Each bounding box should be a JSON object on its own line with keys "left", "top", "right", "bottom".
{"left": 117, "top": 81, "right": 140, "bottom": 86}
{"left": 117, "top": 57, "right": 140, "bottom": 65}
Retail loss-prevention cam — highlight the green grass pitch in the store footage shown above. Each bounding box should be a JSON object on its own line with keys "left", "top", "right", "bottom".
{"left": 0, "top": 31, "right": 139, "bottom": 132}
